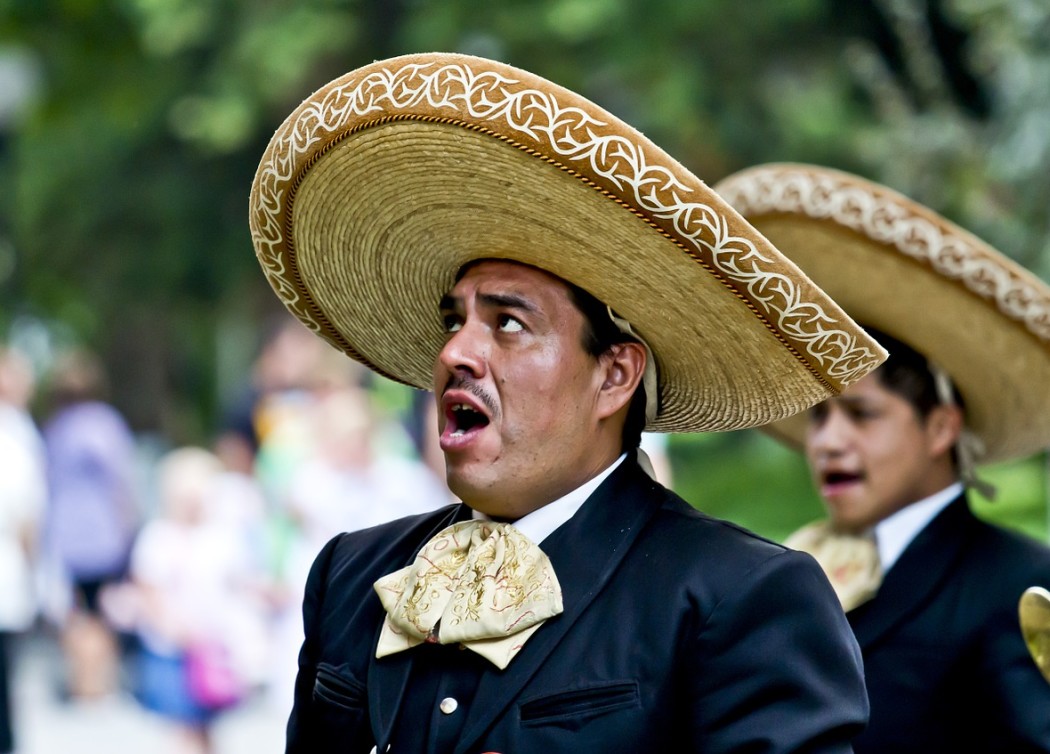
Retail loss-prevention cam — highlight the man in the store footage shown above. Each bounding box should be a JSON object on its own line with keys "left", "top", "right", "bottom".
{"left": 250, "top": 54, "right": 885, "bottom": 753}
{"left": 716, "top": 162, "right": 1050, "bottom": 753}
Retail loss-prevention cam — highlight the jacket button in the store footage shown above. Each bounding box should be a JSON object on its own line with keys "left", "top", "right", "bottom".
{"left": 439, "top": 697, "right": 459, "bottom": 715}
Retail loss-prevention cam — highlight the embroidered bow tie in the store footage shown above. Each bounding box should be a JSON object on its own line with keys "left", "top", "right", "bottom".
{"left": 785, "top": 521, "right": 881, "bottom": 613}
{"left": 373, "top": 520, "right": 563, "bottom": 669}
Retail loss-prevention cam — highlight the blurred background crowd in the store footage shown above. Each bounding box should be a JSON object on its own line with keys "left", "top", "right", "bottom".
{"left": 0, "top": 320, "right": 457, "bottom": 753}
{"left": 0, "top": 318, "right": 676, "bottom": 754}
{"left": 1, "top": 0, "right": 1049, "bottom": 752}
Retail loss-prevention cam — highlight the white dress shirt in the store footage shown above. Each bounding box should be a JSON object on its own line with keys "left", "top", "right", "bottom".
{"left": 474, "top": 453, "right": 627, "bottom": 544}
{"left": 875, "top": 481, "right": 964, "bottom": 573}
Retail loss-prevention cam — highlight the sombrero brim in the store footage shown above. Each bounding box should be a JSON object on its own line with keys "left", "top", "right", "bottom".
{"left": 249, "top": 54, "right": 886, "bottom": 433}
{"left": 714, "top": 162, "right": 1050, "bottom": 462}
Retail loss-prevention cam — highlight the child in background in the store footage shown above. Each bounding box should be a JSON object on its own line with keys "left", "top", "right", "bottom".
{"left": 129, "top": 447, "right": 268, "bottom": 754}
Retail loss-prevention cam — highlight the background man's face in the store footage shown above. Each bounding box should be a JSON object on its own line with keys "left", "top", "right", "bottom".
{"left": 433, "top": 260, "right": 607, "bottom": 518}
{"left": 803, "top": 371, "right": 950, "bottom": 533}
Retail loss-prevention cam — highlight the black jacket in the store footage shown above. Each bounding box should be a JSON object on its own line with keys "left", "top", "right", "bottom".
{"left": 286, "top": 458, "right": 868, "bottom": 753}
{"left": 849, "top": 496, "right": 1050, "bottom": 753}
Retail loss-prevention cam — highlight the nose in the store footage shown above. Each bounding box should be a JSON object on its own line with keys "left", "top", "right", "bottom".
{"left": 806, "top": 405, "right": 852, "bottom": 459}
{"left": 435, "top": 321, "right": 488, "bottom": 385}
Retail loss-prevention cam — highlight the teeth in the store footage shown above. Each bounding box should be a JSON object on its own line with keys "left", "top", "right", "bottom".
{"left": 446, "top": 401, "right": 487, "bottom": 440}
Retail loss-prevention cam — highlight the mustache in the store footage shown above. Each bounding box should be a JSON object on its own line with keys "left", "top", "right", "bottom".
{"left": 442, "top": 375, "right": 499, "bottom": 418}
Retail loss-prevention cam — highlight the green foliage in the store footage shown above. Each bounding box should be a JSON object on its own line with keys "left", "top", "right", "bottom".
{"left": 971, "top": 453, "right": 1050, "bottom": 542}
{"left": 670, "top": 429, "right": 1050, "bottom": 545}
{"left": 669, "top": 429, "right": 825, "bottom": 544}
{"left": 0, "top": 0, "right": 1047, "bottom": 540}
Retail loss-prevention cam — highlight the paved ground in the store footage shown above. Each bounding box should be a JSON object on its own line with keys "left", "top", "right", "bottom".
{"left": 8, "top": 631, "right": 287, "bottom": 754}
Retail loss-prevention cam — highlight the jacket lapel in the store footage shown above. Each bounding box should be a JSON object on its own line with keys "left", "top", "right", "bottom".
{"left": 849, "top": 495, "right": 976, "bottom": 649}
{"left": 368, "top": 503, "right": 473, "bottom": 750}
{"left": 454, "top": 458, "right": 664, "bottom": 754}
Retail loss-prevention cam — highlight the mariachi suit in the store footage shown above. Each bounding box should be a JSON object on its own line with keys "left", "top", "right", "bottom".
{"left": 848, "top": 495, "right": 1050, "bottom": 753}
{"left": 286, "top": 458, "right": 868, "bottom": 754}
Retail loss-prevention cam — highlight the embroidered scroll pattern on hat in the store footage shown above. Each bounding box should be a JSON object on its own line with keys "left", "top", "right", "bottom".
{"left": 715, "top": 166, "right": 1050, "bottom": 343}
{"left": 250, "top": 60, "right": 884, "bottom": 384}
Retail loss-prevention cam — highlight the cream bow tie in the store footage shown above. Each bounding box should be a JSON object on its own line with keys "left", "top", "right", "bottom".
{"left": 373, "top": 520, "right": 563, "bottom": 670}
{"left": 785, "top": 521, "right": 882, "bottom": 613}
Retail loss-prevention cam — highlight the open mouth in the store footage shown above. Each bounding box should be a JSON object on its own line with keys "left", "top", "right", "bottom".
{"left": 446, "top": 402, "right": 491, "bottom": 437}
{"left": 822, "top": 470, "right": 863, "bottom": 487}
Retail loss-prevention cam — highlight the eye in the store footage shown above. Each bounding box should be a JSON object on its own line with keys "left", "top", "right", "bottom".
{"left": 847, "top": 406, "right": 878, "bottom": 421}
{"left": 497, "top": 314, "right": 523, "bottom": 333}
{"left": 442, "top": 314, "right": 462, "bottom": 333}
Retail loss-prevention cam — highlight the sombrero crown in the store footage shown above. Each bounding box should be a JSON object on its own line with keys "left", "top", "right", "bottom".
{"left": 249, "top": 54, "right": 886, "bottom": 433}
{"left": 714, "top": 162, "right": 1050, "bottom": 462}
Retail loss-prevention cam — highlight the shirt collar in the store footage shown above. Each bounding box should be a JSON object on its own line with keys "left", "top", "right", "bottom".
{"left": 874, "top": 481, "right": 964, "bottom": 572}
{"left": 473, "top": 453, "right": 627, "bottom": 544}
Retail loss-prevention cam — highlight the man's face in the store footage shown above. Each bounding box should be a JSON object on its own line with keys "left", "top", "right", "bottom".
{"left": 803, "top": 371, "right": 954, "bottom": 534}
{"left": 433, "top": 260, "right": 609, "bottom": 518}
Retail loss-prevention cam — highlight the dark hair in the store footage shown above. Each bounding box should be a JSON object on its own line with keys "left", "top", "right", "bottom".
{"left": 47, "top": 347, "right": 110, "bottom": 410}
{"left": 567, "top": 282, "right": 648, "bottom": 451}
{"left": 864, "top": 327, "right": 965, "bottom": 418}
{"left": 866, "top": 327, "right": 967, "bottom": 472}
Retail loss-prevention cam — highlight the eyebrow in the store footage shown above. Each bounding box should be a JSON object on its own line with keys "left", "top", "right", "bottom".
{"left": 438, "top": 293, "right": 457, "bottom": 312}
{"left": 438, "top": 291, "right": 539, "bottom": 314}
{"left": 821, "top": 395, "right": 877, "bottom": 412}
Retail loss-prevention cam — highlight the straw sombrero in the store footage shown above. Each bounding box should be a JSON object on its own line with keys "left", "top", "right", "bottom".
{"left": 714, "top": 162, "right": 1050, "bottom": 462}
{"left": 249, "top": 53, "right": 886, "bottom": 433}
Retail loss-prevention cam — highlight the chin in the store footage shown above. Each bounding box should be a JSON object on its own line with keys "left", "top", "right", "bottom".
{"left": 445, "top": 470, "right": 490, "bottom": 508}
{"left": 827, "top": 505, "right": 868, "bottom": 533}
{"left": 828, "top": 509, "right": 874, "bottom": 533}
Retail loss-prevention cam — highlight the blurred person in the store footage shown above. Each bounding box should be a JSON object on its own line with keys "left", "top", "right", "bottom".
{"left": 129, "top": 446, "right": 269, "bottom": 754}
{"left": 217, "top": 317, "right": 314, "bottom": 487}
{"left": 0, "top": 347, "right": 47, "bottom": 753}
{"left": 39, "top": 347, "right": 139, "bottom": 701}
{"left": 405, "top": 390, "right": 447, "bottom": 483}
{"left": 209, "top": 426, "right": 277, "bottom": 700}
{"left": 286, "top": 384, "right": 448, "bottom": 546}
{"left": 269, "top": 384, "right": 448, "bottom": 710}
{"left": 219, "top": 319, "right": 374, "bottom": 712}
{"left": 717, "top": 162, "right": 1050, "bottom": 753}
{"left": 249, "top": 54, "right": 886, "bottom": 753}
{"left": 210, "top": 429, "right": 269, "bottom": 565}
{"left": 251, "top": 317, "right": 368, "bottom": 507}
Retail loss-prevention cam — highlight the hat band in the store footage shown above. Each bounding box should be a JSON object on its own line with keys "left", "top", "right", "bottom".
{"left": 928, "top": 361, "right": 996, "bottom": 500}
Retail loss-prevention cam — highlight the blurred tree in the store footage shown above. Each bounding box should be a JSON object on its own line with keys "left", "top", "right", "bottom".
{"left": 0, "top": 0, "right": 391, "bottom": 437}
{"left": 0, "top": 0, "right": 1046, "bottom": 536}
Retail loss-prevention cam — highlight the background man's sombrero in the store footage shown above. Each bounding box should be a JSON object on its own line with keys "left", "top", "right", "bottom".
{"left": 249, "top": 53, "right": 886, "bottom": 434}
{"left": 714, "top": 162, "right": 1050, "bottom": 462}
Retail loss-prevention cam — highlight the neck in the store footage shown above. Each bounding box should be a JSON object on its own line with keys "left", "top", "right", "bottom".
{"left": 462, "top": 446, "right": 625, "bottom": 519}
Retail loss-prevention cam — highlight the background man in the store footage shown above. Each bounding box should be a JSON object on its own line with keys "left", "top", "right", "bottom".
{"left": 250, "top": 54, "right": 887, "bottom": 753}
{"left": 717, "top": 161, "right": 1050, "bottom": 753}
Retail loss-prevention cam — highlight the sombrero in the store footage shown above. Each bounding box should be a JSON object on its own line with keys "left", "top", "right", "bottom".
{"left": 249, "top": 53, "right": 885, "bottom": 433}
{"left": 714, "top": 162, "right": 1050, "bottom": 462}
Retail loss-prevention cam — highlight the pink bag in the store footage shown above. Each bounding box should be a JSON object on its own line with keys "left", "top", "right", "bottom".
{"left": 185, "top": 641, "right": 244, "bottom": 710}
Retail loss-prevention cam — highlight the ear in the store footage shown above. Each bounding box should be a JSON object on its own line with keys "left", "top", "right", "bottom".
{"left": 925, "top": 402, "right": 964, "bottom": 458}
{"left": 595, "top": 342, "right": 646, "bottom": 421}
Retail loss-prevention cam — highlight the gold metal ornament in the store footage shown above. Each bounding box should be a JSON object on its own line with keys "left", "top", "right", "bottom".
{"left": 1019, "top": 586, "right": 1050, "bottom": 684}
